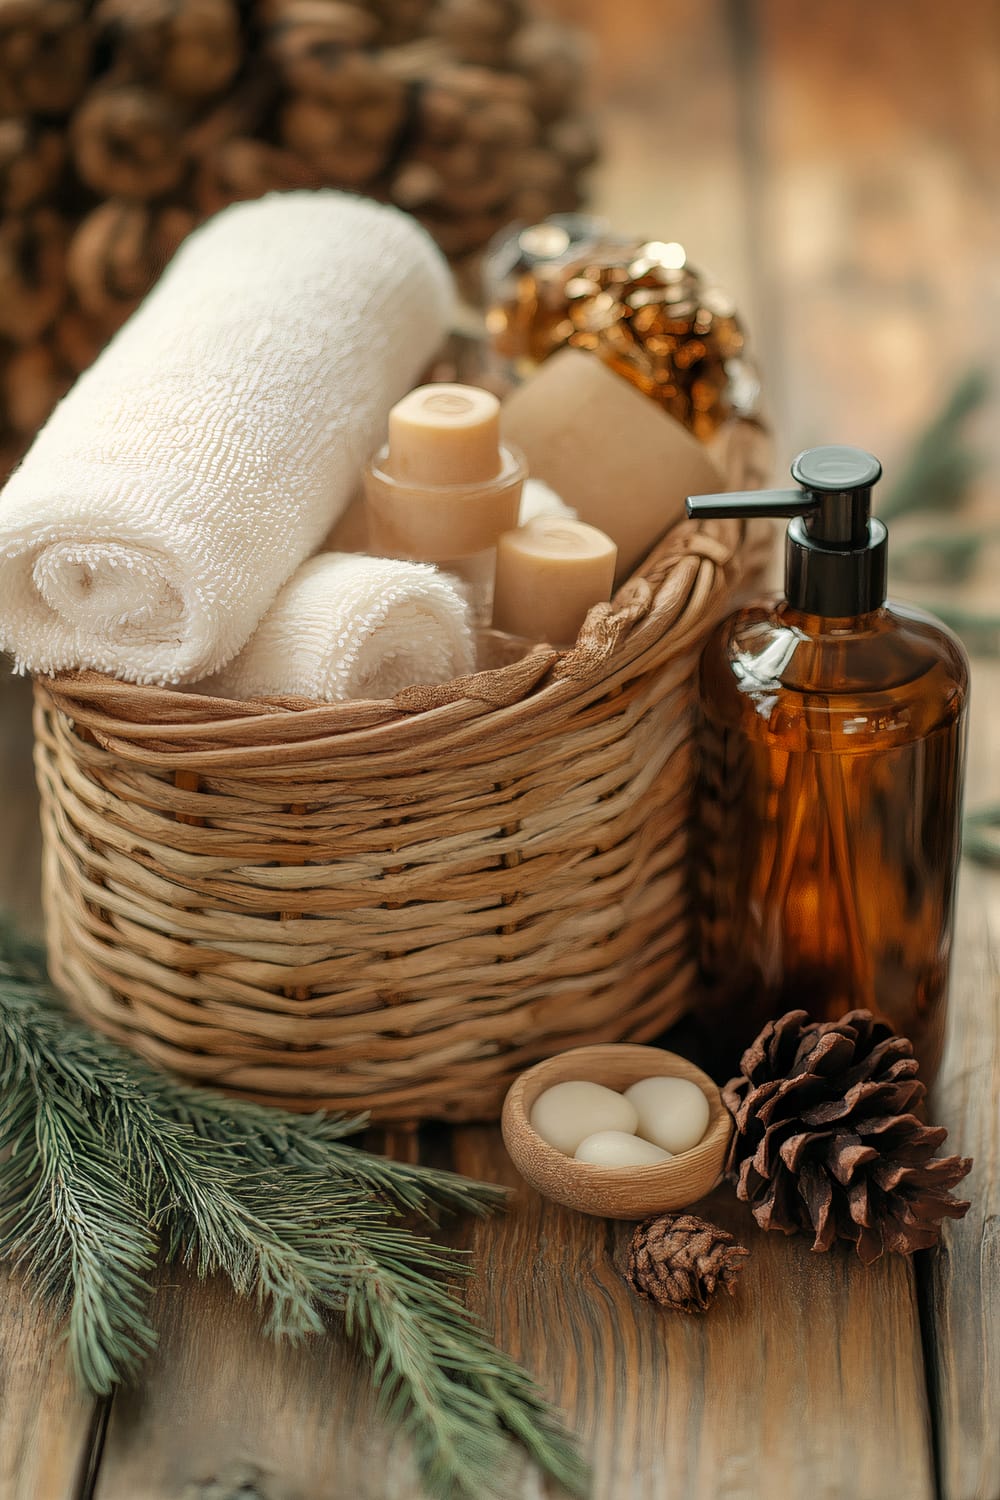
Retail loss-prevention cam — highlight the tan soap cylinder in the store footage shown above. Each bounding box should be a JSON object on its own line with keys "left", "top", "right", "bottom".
{"left": 364, "top": 383, "right": 525, "bottom": 624}
{"left": 501, "top": 348, "right": 726, "bottom": 586}
{"left": 492, "top": 515, "right": 617, "bottom": 646}
{"left": 365, "top": 384, "right": 524, "bottom": 560}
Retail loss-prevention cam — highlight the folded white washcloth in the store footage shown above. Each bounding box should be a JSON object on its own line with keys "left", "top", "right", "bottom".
{"left": 0, "top": 191, "right": 453, "bottom": 684}
{"left": 198, "top": 552, "right": 475, "bottom": 702}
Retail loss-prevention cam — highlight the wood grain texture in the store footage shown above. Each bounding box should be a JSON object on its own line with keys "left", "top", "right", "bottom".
{"left": 919, "top": 657, "right": 1000, "bottom": 1500}
{"left": 922, "top": 877, "right": 1000, "bottom": 1500}
{"left": 453, "top": 1129, "right": 935, "bottom": 1500}
{"left": 0, "top": 1266, "right": 97, "bottom": 1500}
{"left": 92, "top": 1272, "right": 426, "bottom": 1500}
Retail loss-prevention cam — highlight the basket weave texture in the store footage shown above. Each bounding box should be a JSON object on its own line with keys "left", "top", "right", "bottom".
{"left": 34, "top": 517, "right": 768, "bottom": 1123}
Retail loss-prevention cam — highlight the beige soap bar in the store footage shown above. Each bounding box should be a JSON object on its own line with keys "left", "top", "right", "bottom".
{"left": 492, "top": 515, "right": 616, "bottom": 645}
{"left": 501, "top": 348, "right": 726, "bottom": 585}
{"left": 387, "top": 384, "right": 503, "bottom": 485}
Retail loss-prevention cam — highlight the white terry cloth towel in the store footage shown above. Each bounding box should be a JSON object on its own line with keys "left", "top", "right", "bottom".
{"left": 198, "top": 551, "right": 475, "bottom": 703}
{"left": 0, "top": 190, "right": 454, "bottom": 684}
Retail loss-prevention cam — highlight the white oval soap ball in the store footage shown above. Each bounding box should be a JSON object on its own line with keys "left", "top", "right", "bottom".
{"left": 529, "top": 1080, "right": 638, "bottom": 1155}
{"left": 574, "top": 1131, "right": 672, "bottom": 1167}
{"left": 624, "top": 1075, "right": 711, "bottom": 1154}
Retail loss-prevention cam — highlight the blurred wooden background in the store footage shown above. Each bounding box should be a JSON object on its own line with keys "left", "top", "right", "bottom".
{"left": 547, "top": 0, "right": 1000, "bottom": 489}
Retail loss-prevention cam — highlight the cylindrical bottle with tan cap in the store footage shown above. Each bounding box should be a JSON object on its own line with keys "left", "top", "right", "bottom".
{"left": 491, "top": 515, "right": 617, "bottom": 649}
{"left": 364, "top": 383, "right": 525, "bottom": 623}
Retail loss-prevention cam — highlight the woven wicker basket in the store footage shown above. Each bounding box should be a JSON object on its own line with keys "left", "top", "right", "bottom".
{"left": 33, "top": 516, "right": 769, "bottom": 1123}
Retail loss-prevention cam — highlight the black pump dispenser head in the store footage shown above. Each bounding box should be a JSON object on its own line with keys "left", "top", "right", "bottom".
{"left": 686, "top": 445, "right": 888, "bottom": 616}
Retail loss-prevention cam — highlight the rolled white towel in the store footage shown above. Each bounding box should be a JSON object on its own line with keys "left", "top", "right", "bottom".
{"left": 0, "top": 190, "right": 453, "bottom": 684}
{"left": 198, "top": 552, "right": 475, "bottom": 702}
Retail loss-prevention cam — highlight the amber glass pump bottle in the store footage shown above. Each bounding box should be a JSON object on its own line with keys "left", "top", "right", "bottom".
{"left": 687, "top": 446, "right": 969, "bottom": 1082}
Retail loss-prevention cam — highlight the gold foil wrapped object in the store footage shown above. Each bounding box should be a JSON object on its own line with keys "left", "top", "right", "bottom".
{"left": 484, "top": 223, "right": 765, "bottom": 453}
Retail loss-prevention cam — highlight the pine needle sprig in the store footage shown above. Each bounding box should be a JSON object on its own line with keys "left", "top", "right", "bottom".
{"left": 346, "top": 1262, "right": 515, "bottom": 1496}
{"left": 879, "top": 367, "right": 990, "bottom": 521}
{"left": 0, "top": 1046, "right": 158, "bottom": 1394}
{"left": 157, "top": 1079, "right": 508, "bottom": 1223}
{"left": 0, "top": 918, "right": 589, "bottom": 1499}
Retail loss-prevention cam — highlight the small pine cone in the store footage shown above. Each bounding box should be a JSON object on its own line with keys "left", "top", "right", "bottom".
{"left": 3, "top": 341, "right": 74, "bottom": 435}
{"left": 71, "top": 86, "right": 188, "bottom": 200}
{"left": 194, "top": 138, "right": 320, "bottom": 217}
{"left": 625, "top": 1213, "right": 749, "bottom": 1314}
{"left": 0, "top": 208, "right": 67, "bottom": 344}
{"left": 0, "top": 120, "right": 65, "bottom": 214}
{"left": 724, "top": 1009, "right": 973, "bottom": 1265}
{"left": 67, "top": 199, "right": 195, "bottom": 331}
{"left": 0, "top": 0, "right": 91, "bottom": 118}
{"left": 92, "top": 0, "right": 242, "bottom": 101}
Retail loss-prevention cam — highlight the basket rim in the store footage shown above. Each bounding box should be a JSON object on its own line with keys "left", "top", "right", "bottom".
{"left": 32, "top": 517, "right": 767, "bottom": 767}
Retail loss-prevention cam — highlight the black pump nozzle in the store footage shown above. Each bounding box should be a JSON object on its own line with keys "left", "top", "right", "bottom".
{"left": 686, "top": 444, "right": 888, "bottom": 617}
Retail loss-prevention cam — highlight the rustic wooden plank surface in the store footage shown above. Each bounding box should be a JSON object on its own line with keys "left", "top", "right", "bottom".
{"left": 86, "top": 1138, "right": 938, "bottom": 1500}
{"left": 91, "top": 1274, "right": 425, "bottom": 1500}
{"left": 91, "top": 1129, "right": 429, "bottom": 1500}
{"left": 454, "top": 1135, "right": 935, "bottom": 1500}
{"left": 0, "top": 1267, "right": 98, "bottom": 1500}
{"left": 918, "top": 657, "right": 1000, "bottom": 1500}
{"left": 924, "top": 877, "right": 1000, "bottom": 1500}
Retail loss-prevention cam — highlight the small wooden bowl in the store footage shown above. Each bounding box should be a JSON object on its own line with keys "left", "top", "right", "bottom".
{"left": 501, "top": 1043, "right": 733, "bottom": 1220}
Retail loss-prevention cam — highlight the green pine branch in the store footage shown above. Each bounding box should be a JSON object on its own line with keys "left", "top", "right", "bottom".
{"left": 964, "top": 804, "right": 1000, "bottom": 869}
{"left": 0, "top": 919, "right": 588, "bottom": 1500}
{"left": 0, "top": 1048, "right": 158, "bottom": 1393}
{"left": 879, "top": 368, "right": 990, "bottom": 521}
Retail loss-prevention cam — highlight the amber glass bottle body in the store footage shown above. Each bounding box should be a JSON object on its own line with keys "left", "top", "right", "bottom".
{"left": 694, "top": 597, "right": 969, "bottom": 1081}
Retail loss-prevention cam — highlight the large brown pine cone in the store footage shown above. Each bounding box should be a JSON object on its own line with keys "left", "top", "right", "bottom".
{"left": 723, "top": 1009, "right": 972, "bottom": 1265}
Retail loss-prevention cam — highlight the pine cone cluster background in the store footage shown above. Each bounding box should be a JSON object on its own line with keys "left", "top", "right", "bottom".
{"left": 724, "top": 1009, "right": 972, "bottom": 1265}
{"left": 0, "top": 0, "right": 597, "bottom": 473}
